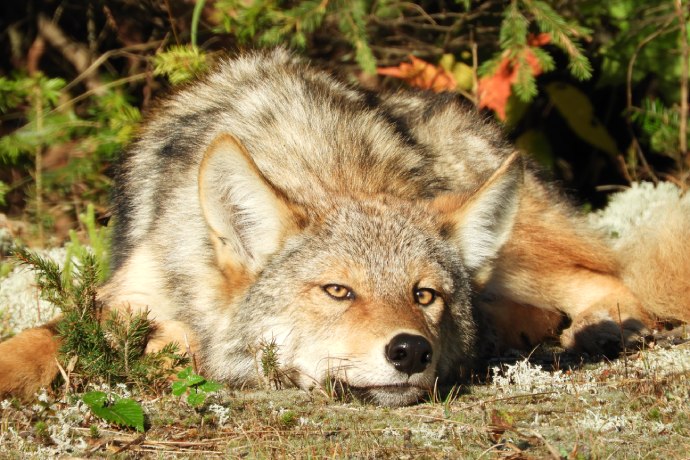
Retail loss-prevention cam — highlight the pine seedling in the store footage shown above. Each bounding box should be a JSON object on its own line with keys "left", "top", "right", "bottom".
{"left": 13, "top": 247, "right": 187, "bottom": 392}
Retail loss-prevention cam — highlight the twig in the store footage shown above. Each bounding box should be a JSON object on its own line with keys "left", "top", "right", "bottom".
{"left": 113, "top": 433, "right": 146, "bottom": 454}
{"left": 675, "top": 0, "right": 689, "bottom": 170}
{"left": 62, "top": 41, "right": 163, "bottom": 94}
{"left": 163, "top": 0, "right": 181, "bottom": 46}
{"left": 617, "top": 303, "right": 629, "bottom": 380}
{"left": 528, "top": 430, "right": 562, "bottom": 460}
{"left": 625, "top": 14, "right": 676, "bottom": 183}
{"left": 28, "top": 36, "right": 45, "bottom": 247}
{"left": 51, "top": 73, "right": 148, "bottom": 115}
{"left": 37, "top": 14, "right": 103, "bottom": 94}
{"left": 471, "top": 27, "right": 479, "bottom": 106}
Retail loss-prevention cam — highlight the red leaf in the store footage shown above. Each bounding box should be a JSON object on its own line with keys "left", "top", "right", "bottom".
{"left": 478, "top": 32, "right": 551, "bottom": 120}
{"left": 478, "top": 47, "right": 545, "bottom": 120}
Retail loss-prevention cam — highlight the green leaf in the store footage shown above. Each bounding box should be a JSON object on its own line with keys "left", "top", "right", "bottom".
{"left": 186, "top": 391, "right": 207, "bottom": 407}
{"left": 183, "top": 374, "right": 206, "bottom": 387}
{"left": 545, "top": 82, "right": 619, "bottom": 158}
{"left": 82, "top": 390, "right": 108, "bottom": 407}
{"left": 171, "top": 380, "right": 190, "bottom": 396}
{"left": 176, "top": 366, "right": 194, "bottom": 380}
{"left": 515, "top": 129, "right": 555, "bottom": 169}
{"left": 199, "top": 380, "right": 223, "bottom": 392}
{"left": 82, "top": 391, "right": 145, "bottom": 432}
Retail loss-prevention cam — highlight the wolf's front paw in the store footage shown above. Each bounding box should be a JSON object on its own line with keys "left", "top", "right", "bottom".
{"left": 560, "top": 307, "right": 653, "bottom": 358}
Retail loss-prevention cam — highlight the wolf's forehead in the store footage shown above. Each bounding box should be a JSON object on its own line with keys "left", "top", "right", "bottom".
{"left": 317, "top": 200, "right": 445, "bottom": 261}
{"left": 309, "top": 204, "right": 457, "bottom": 295}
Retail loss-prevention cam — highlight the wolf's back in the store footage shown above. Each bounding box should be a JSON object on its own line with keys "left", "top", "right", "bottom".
{"left": 111, "top": 50, "right": 515, "bottom": 270}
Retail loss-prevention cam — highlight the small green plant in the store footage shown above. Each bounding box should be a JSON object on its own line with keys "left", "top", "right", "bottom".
{"left": 13, "top": 247, "right": 187, "bottom": 392}
{"left": 153, "top": 45, "right": 209, "bottom": 85}
{"left": 630, "top": 98, "right": 687, "bottom": 160}
{"left": 82, "top": 391, "right": 145, "bottom": 432}
{"left": 172, "top": 367, "right": 224, "bottom": 407}
{"left": 0, "top": 72, "right": 140, "bottom": 239}
{"left": 89, "top": 424, "right": 101, "bottom": 439}
{"left": 428, "top": 382, "right": 463, "bottom": 417}
{"left": 259, "top": 337, "right": 284, "bottom": 389}
{"left": 63, "top": 203, "right": 111, "bottom": 283}
{"left": 33, "top": 420, "right": 50, "bottom": 442}
{"left": 279, "top": 410, "right": 298, "bottom": 428}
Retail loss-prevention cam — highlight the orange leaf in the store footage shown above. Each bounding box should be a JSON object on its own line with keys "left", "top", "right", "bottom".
{"left": 478, "top": 47, "right": 545, "bottom": 120}
{"left": 528, "top": 32, "right": 551, "bottom": 47}
{"left": 477, "top": 58, "right": 514, "bottom": 120}
{"left": 377, "top": 56, "right": 456, "bottom": 92}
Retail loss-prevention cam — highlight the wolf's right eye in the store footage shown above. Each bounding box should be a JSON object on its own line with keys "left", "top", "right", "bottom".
{"left": 414, "top": 288, "right": 437, "bottom": 306}
{"left": 323, "top": 284, "right": 355, "bottom": 300}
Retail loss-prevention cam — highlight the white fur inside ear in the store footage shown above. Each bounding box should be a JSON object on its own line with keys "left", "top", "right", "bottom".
{"left": 442, "top": 152, "right": 523, "bottom": 274}
{"left": 199, "top": 134, "right": 288, "bottom": 272}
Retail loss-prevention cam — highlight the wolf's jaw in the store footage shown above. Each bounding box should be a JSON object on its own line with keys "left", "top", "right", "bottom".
{"left": 334, "top": 382, "right": 429, "bottom": 407}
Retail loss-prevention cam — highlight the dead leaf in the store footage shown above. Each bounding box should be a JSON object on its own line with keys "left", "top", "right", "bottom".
{"left": 377, "top": 56, "right": 456, "bottom": 92}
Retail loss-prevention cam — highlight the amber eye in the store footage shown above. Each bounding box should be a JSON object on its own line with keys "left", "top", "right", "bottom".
{"left": 414, "top": 288, "right": 437, "bottom": 306}
{"left": 323, "top": 284, "right": 355, "bottom": 300}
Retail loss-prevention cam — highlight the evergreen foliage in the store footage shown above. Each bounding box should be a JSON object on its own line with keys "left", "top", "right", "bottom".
{"left": 214, "top": 0, "right": 376, "bottom": 72}
{"left": 481, "top": 0, "right": 592, "bottom": 102}
{"left": 12, "top": 247, "right": 187, "bottom": 392}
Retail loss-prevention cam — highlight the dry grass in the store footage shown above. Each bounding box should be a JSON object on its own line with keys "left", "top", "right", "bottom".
{"left": 1, "top": 340, "right": 688, "bottom": 459}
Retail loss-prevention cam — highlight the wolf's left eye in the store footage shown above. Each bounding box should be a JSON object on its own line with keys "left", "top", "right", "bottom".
{"left": 414, "top": 288, "right": 437, "bottom": 306}
{"left": 323, "top": 284, "right": 355, "bottom": 300}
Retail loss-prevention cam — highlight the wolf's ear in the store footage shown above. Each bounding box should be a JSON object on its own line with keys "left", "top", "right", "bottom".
{"left": 199, "top": 134, "right": 300, "bottom": 273}
{"left": 432, "top": 152, "right": 523, "bottom": 275}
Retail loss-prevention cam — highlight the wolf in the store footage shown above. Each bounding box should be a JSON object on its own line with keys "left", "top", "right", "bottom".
{"left": 1, "top": 49, "right": 687, "bottom": 406}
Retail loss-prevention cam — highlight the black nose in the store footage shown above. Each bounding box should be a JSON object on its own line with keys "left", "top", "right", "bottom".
{"left": 385, "top": 333, "right": 433, "bottom": 376}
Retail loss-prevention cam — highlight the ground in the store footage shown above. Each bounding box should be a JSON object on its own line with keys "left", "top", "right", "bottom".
{"left": 1, "top": 340, "right": 688, "bottom": 458}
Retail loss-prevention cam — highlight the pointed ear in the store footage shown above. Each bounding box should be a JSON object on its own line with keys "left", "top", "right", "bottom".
{"left": 432, "top": 152, "right": 523, "bottom": 275}
{"left": 198, "top": 134, "right": 301, "bottom": 274}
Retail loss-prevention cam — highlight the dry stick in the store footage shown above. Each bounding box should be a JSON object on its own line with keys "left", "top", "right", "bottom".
{"left": 26, "top": 35, "right": 46, "bottom": 247}
{"left": 625, "top": 15, "right": 677, "bottom": 184}
{"left": 37, "top": 13, "right": 103, "bottom": 94}
{"left": 617, "top": 303, "right": 630, "bottom": 380}
{"left": 528, "top": 430, "right": 562, "bottom": 460}
{"left": 33, "top": 82, "right": 45, "bottom": 247}
{"left": 51, "top": 73, "right": 148, "bottom": 116}
{"left": 113, "top": 433, "right": 146, "bottom": 454}
{"left": 163, "top": 0, "right": 181, "bottom": 46}
{"left": 471, "top": 27, "right": 479, "bottom": 107}
{"left": 62, "top": 41, "right": 163, "bottom": 94}
{"left": 676, "top": 0, "right": 689, "bottom": 171}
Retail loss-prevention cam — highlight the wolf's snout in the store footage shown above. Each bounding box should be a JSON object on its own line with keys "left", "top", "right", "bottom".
{"left": 385, "top": 333, "right": 433, "bottom": 376}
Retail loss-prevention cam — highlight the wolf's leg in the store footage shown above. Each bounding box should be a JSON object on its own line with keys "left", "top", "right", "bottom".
{"left": 486, "top": 176, "right": 652, "bottom": 355}
{"left": 100, "top": 244, "right": 199, "bottom": 362}
{"left": 0, "top": 320, "right": 61, "bottom": 399}
{"left": 475, "top": 297, "right": 567, "bottom": 353}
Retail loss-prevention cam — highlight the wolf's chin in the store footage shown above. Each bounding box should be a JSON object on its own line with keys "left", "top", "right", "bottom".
{"left": 339, "top": 383, "right": 428, "bottom": 407}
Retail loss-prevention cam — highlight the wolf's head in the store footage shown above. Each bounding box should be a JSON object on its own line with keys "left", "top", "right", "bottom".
{"left": 198, "top": 134, "right": 522, "bottom": 406}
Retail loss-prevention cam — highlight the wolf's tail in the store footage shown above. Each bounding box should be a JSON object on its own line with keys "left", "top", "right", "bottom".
{"left": 590, "top": 182, "right": 690, "bottom": 324}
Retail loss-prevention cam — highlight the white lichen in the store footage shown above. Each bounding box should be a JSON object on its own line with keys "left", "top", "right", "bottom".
{"left": 589, "top": 181, "right": 689, "bottom": 248}
{"left": 0, "top": 247, "right": 67, "bottom": 335}
{"left": 208, "top": 403, "right": 231, "bottom": 426}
